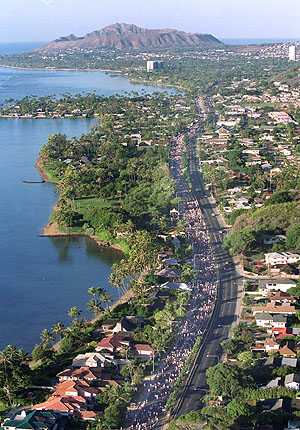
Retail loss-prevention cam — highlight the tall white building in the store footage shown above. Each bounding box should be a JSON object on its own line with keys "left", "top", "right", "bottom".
{"left": 288, "top": 45, "right": 296, "bottom": 61}
{"left": 147, "top": 60, "right": 163, "bottom": 72}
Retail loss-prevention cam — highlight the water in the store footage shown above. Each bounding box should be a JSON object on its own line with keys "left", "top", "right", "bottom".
{"left": 0, "top": 63, "right": 172, "bottom": 351}
{"left": 0, "top": 119, "right": 122, "bottom": 351}
{"left": 0, "top": 67, "right": 174, "bottom": 106}
{"left": 0, "top": 42, "right": 45, "bottom": 55}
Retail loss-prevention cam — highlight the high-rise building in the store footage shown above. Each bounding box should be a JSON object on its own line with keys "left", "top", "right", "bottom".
{"left": 147, "top": 60, "right": 164, "bottom": 72}
{"left": 288, "top": 45, "right": 296, "bottom": 61}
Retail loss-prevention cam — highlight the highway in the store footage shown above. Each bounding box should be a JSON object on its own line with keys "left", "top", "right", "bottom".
{"left": 172, "top": 98, "right": 243, "bottom": 417}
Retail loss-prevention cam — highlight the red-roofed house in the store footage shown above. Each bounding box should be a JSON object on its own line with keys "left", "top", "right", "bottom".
{"left": 134, "top": 344, "right": 154, "bottom": 358}
{"left": 33, "top": 395, "right": 86, "bottom": 416}
{"left": 54, "top": 380, "right": 100, "bottom": 399}
{"left": 264, "top": 338, "right": 280, "bottom": 353}
{"left": 96, "top": 334, "right": 131, "bottom": 354}
{"left": 57, "top": 367, "right": 102, "bottom": 383}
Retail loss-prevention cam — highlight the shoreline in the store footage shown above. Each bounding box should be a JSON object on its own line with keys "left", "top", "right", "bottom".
{"left": 0, "top": 63, "right": 183, "bottom": 93}
{"left": 41, "top": 220, "right": 124, "bottom": 254}
{"left": 37, "top": 157, "right": 124, "bottom": 255}
{"left": 0, "top": 63, "right": 123, "bottom": 74}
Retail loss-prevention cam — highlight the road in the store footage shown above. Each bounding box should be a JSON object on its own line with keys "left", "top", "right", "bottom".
{"left": 125, "top": 97, "right": 243, "bottom": 429}
{"left": 172, "top": 97, "right": 243, "bottom": 417}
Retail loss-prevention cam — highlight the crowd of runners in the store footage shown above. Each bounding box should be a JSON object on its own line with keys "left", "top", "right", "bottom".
{"left": 125, "top": 123, "right": 219, "bottom": 429}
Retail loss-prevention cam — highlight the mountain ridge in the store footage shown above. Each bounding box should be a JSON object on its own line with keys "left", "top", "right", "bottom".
{"left": 39, "top": 23, "right": 222, "bottom": 52}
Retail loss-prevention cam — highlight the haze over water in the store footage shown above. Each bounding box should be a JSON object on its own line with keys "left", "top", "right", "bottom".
{"left": 0, "top": 50, "right": 172, "bottom": 351}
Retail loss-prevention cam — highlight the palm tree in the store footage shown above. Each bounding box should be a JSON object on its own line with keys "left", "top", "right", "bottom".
{"left": 88, "top": 287, "right": 98, "bottom": 298}
{"left": 87, "top": 299, "right": 103, "bottom": 319}
{"left": 40, "top": 329, "right": 53, "bottom": 345}
{"left": 52, "top": 322, "right": 65, "bottom": 339}
{"left": 68, "top": 306, "right": 81, "bottom": 320}
{"left": 88, "top": 286, "right": 111, "bottom": 309}
{"left": 98, "top": 289, "right": 111, "bottom": 307}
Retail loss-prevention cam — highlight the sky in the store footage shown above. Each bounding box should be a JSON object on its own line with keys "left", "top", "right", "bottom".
{"left": 1, "top": 0, "right": 300, "bottom": 42}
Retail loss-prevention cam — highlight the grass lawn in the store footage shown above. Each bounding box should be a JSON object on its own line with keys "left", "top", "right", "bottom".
{"left": 40, "top": 161, "right": 60, "bottom": 183}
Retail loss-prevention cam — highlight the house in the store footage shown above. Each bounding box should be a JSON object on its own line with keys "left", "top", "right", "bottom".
{"left": 96, "top": 334, "right": 131, "bottom": 354}
{"left": 272, "top": 314, "right": 287, "bottom": 329}
{"left": 255, "top": 312, "right": 273, "bottom": 328}
{"left": 252, "top": 304, "right": 296, "bottom": 316}
{"left": 261, "top": 279, "right": 296, "bottom": 293}
{"left": 274, "top": 329, "right": 294, "bottom": 340}
{"left": 54, "top": 380, "right": 100, "bottom": 399}
{"left": 72, "top": 352, "right": 111, "bottom": 368}
{"left": 264, "top": 338, "right": 280, "bottom": 353}
{"left": 112, "top": 317, "right": 144, "bottom": 334}
{"left": 133, "top": 344, "right": 155, "bottom": 358}
{"left": 80, "top": 411, "right": 97, "bottom": 421}
{"left": 281, "top": 357, "right": 298, "bottom": 368}
{"left": 269, "top": 111, "right": 295, "bottom": 124}
{"left": 279, "top": 344, "right": 297, "bottom": 358}
{"left": 33, "top": 395, "right": 86, "bottom": 416}
{"left": 100, "top": 320, "right": 116, "bottom": 333}
{"left": 265, "top": 252, "right": 300, "bottom": 267}
{"left": 155, "top": 268, "right": 179, "bottom": 279}
{"left": 268, "top": 291, "right": 295, "bottom": 305}
{"left": 112, "top": 318, "right": 136, "bottom": 334}
{"left": 262, "top": 356, "right": 298, "bottom": 368}
{"left": 284, "top": 374, "right": 300, "bottom": 390}
{"left": 252, "top": 341, "right": 265, "bottom": 352}
{"left": 57, "top": 367, "right": 103, "bottom": 383}
{"left": 1, "top": 410, "right": 63, "bottom": 430}
{"left": 160, "top": 282, "right": 192, "bottom": 292}
{"left": 216, "top": 126, "right": 231, "bottom": 138}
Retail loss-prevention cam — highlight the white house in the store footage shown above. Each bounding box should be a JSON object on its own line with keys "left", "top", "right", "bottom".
{"left": 265, "top": 252, "right": 300, "bottom": 267}
{"left": 272, "top": 314, "right": 287, "bottom": 329}
{"left": 72, "top": 353, "right": 110, "bottom": 368}
{"left": 255, "top": 312, "right": 273, "bottom": 328}
{"left": 261, "top": 279, "right": 296, "bottom": 294}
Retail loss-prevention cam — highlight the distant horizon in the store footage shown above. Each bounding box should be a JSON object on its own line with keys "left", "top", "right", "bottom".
{"left": 1, "top": 0, "right": 300, "bottom": 43}
{"left": 0, "top": 35, "right": 300, "bottom": 46}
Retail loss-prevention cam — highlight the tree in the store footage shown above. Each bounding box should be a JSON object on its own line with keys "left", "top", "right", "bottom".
{"left": 87, "top": 299, "right": 103, "bottom": 319}
{"left": 201, "top": 405, "right": 235, "bottom": 430}
{"left": 266, "top": 191, "right": 293, "bottom": 206}
{"left": 286, "top": 224, "right": 300, "bottom": 252}
{"left": 206, "top": 363, "right": 253, "bottom": 400}
{"left": 226, "top": 399, "right": 251, "bottom": 419}
{"left": 68, "top": 306, "right": 81, "bottom": 320}
{"left": 40, "top": 329, "right": 53, "bottom": 346}
{"left": 120, "top": 362, "right": 143, "bottom": 386}
{"left": 52, "top": 322, "right": 65, "bottom": 339}
{"left": 224, "top": 228, "right": 255, "bottom": 256}
{"left": 0, "top": 346, "right": 31, "bottom": 407}
{"left": 237, "top": 351, "right": 255, "bottom": 368}
{"left": 181, "top": 264, "right": 194, "bottom": 283}
{"left": 87, "top": 287, "right": 111, "bottom": 318}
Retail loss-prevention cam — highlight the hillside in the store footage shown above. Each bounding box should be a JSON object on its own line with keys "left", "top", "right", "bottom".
{"left": 271, "top": 66, "right": 300, "bottom": 87}
{"left": 38, "top": 23, "right": 222, "bottom": 52}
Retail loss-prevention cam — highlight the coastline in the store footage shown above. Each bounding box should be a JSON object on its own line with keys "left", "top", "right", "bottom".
{"left": 0, "top": 63, "right": 123, "bottom": 74}
{"left": 0, "top": 62, "right": 184, "bottom": 93}
{"left": 37, "top": 157, "right": 125, "bottom": 255}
